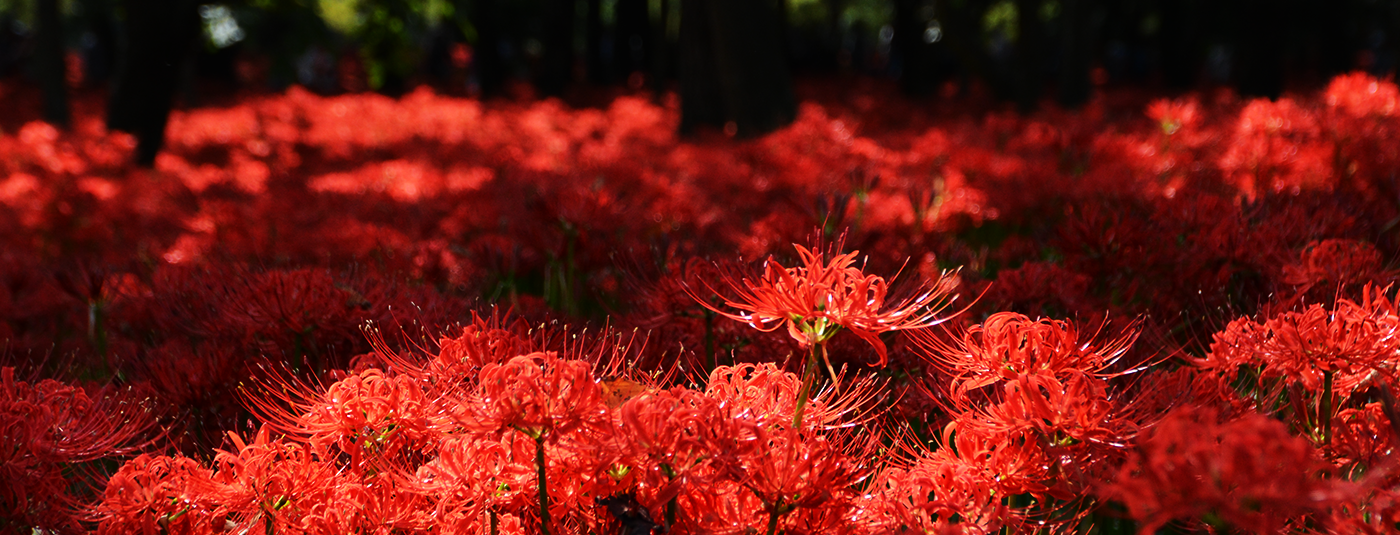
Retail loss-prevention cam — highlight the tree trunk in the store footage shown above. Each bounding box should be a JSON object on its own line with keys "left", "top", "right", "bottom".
{"left": 1055, "top": 0, "right": 1099, "bottom": 108}
{"left": 79, "top": 0, "right": 118, "bottom": 85}
{"left": 1011, "top": 0, "right": 1045, "bottom": 111}
{"left": 1157, "top": 0, "right": 1198, "bottom": 89}
{"left": 679, "top": 0, "right": 795, "bottom": 137}
{"left": 1234, "top": 0, "right": 1285, "bottom": 98}
{"left": 893, "top": 0, "right": 934, "bottom": 96}
{"left": 651, "top": 0, "right": 673, "bottom": 95}
{"left": 107, "top": 0, "right": 199, "bottom": 167}
{"left": 472, "top": 0, "right": 506, "bottom": 96}
{"left": 939, "top": 0, "right": 1007, "bottom": 99}
{"left": 585, "top": 0, "right": 607, "bottom": 84}
{"left": 615, "top": 0, "right": 650, "bottom": 79}
{"left": 537, "top": 0, "right": 576, "bottom": 95}
{"left": 826, "top": 0, "right": 844, "bottom": 70}
{"left": 35, "top": 0, "right": 69, "bottom": 128}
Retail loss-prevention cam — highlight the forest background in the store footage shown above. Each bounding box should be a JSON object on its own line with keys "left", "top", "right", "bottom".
{"left": 2, "top": 0, "right": 1398, "bottom": 159}
{"left": 7, "top": 1, "right": 1400, "bottom": 534}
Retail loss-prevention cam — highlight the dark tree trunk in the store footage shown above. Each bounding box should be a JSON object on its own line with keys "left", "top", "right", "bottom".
{"left": 776, "top": 0, "right": 790, "bottom": 62}
{"left": 79, "top": 0, "right": 118, "bottom": 85}
{"left": 35, "top": 0, "right": 69, "bottom": 128}
{"left": 615, "top": 0, "right": 650, "bottom": 79}
{"left": 1391, "top": 1, "right": 1400, "bottom": 76}
{"left": 1312, "top": 2, "right": 1352, "bottom": 78}
{"left": 1158, "top": 0, "right": 1199, "bottom": 89}
{"left": 585, "top": 0, "right": 607, "bottom": 84}
{"left": 1011, "top": 0, "right": 1045, "bottom": 111}
{"left": 107, "top": 0, "right": 199, "bottom": 167}
{"left": 651, "top": 0, "right": 672, "bottom": 95}
{"left": 472, "top": 0, "right": 506, "bottom": 96}
{"left": 940, "top": 0, "right": 1010, "bottom": 99}
{"left": 1055, "top": 0, "right": 1099, "bottom": 108}
{"left": 1234, "top": 0, "right": 1285, "bottom": 98}
{"left": 679, "top": 0, "right": 795, "bottom": 137}
{"left": 826, "top": 0, "right": 844, "bottom": 69}
{"left": 537, "top": 0, "right": 576, "bottom": 95}
{"left": 894, "top": 0, "right": 934, "bottom": 96}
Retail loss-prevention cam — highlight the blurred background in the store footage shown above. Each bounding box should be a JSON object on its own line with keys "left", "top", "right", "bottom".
{"left": 2, "top": 0, "right": 1399, "bottom": 162}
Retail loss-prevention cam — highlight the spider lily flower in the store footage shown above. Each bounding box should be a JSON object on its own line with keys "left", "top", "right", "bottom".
{"left": 915, "top": 312, "right": 1140, "bottom": 399}
{"left": 1106, "top": 407, "right": 1343, "bottom": 534}
{"left": 689, "top": 242, "right": 963, "bottom": 368}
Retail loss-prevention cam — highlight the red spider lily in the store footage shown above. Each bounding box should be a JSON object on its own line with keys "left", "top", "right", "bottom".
{"left": 916, "top": 312, "right": 1138, "bottom": 400}
{"left": 429, "top": 311, "right": 540, "bottom": 381}
{"left": 413, "top": 434, "right": 538, "bottom": 532}
{"left": 199, "top": 426, "right": 436, "bottom": 533}
{"left": 95, "top": 454, "right": 218, "bottom": 535}
{"left": 1325, "top": 71, "right": 1400, "bottom": 118}
{"left": 1146, "top": 97, "right": 1203, "bottom": 137}
{"left": 19, "top": 71, "right": 1400, "bottom": 535}
{"left": 1279, "top": 239, "right": 1390, "bottom": 307}
{"left": 678, "top": 479, "right": 771, "bottom": 534}
{"left": 702, "top": 362, "right": 805, "bottom": 424}
{"left": 1198, "top": 287, "right": 1400, "bottom": 451}
{"left": 690, "top": 242, "right": 962, "bottom": 368}
{"left": 1328, "top": 484, "right": 1400, "bottom": 535}
{"left": 856, "top": 451, "right": 1017, "bottom": 534}
{"left": 455, "top": 352, "right": 610, "bottom": 535}
{"left": 1328, "top": 402, "right": 1395, "bottom": 469}
{"left": 240, "top": 363, "right": 440, "bottom": 465}
{"left": 977, "top": 372, "right": 1123, "bottom": 446}
{"left": 1, "top": 368, "right": 158, "bottom": 534}
{"left": 415, "top": 418, "right": 614, "bottom": 533}
{"left": 1219, "top": 97, "right": 1334, "bottom": 198}
{"left": 297, "top": 368, "right": 436, "bottom": 467}
{"left": 930, "top": 415, "right": 1063, "bottom": 500}
{"left": 606, "top": 363, "right": 881, "bottom": 533}
{"left": 725, "top": 428, "right": 869, "bottom": 535}
{"left": 458, "top": 351, "right": 609, "bottom": 441}
{"left": 681, "top": 404, "right": 869, "bottom": 535}
{"left": 613, "top": 386, "right": 724, "bottom": 517}
{"left": 1202, "top": 286, "right": 1400, "bottom": 393}
{"left": 1105, "top": 407, "right": 1346, "bottom": 533}
{"left": 1320, "top": 73, "right": 1400, "bottom": 201}
{"left": 197, "top": 427, "right": 345, "bottom": 533}
{"left": 1282, "top": 239, "right": 1386, "bottom": 288}
{"left": 699, "top": 362, "right": 885, "bottom": 437}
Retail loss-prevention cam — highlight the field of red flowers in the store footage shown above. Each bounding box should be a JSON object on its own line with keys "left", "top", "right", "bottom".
{"left": 4, "top": 73, "right": 1400, "bottom": 534}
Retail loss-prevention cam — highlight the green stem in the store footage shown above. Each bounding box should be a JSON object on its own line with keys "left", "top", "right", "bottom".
{"left": 535, "top": 435, "right": 551, "bottom": 535}
{"left": 88, "top": 299, "right": 107, "bottom": 357}
{"left": 703, "top": 310, "right": 716, "bottom": 372}
{"left": 764, "top": 499, "right": 783, "bottom": 535}
{"left": 1321, "top": 370, "right": 1334, "bottom": 445}
{"left": 666, "top": 497, "right": 677, "bottom": 530}
{"left": 792, "top": 342, "right": 822, "bottom": 429}
{"left": 661, "top": 463, "right": 678, "bottom": 529}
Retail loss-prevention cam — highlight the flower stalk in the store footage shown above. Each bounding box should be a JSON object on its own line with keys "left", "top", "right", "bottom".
{"left": 793, "top": 341, "right": 823, "bottom": 429}
{"left": 535, "top": 434, "right": 551, "bottom": 535}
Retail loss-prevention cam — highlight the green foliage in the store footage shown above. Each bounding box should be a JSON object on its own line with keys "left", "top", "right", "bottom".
{"left": 317, "top": 0, "right": 464, "bottom": 90}
{"left": 317, "top": 0, "right": 363, "bottom": 34}
{"left": 983, "top": 0, "right": 1017, "bottom": 41}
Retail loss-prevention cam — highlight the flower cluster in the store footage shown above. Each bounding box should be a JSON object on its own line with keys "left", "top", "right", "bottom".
{"left": 93, "top": 325, "right": 881, "bottom": 534}
{"left": 3, "top": 72, "right": 1400, "bottom": 532}
{"left": 1, "top": 367, "right": 156, "bottom": 534}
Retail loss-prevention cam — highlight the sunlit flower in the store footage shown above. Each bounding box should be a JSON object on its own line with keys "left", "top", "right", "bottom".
{"left": 916, "top": 312, "right": 1137, "bottom": 398}
{"left": 690, "top": 242, "right": 962, "bottom": 367}
{"left": 462, "top": 351, "right": 609, "bottom": 441}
